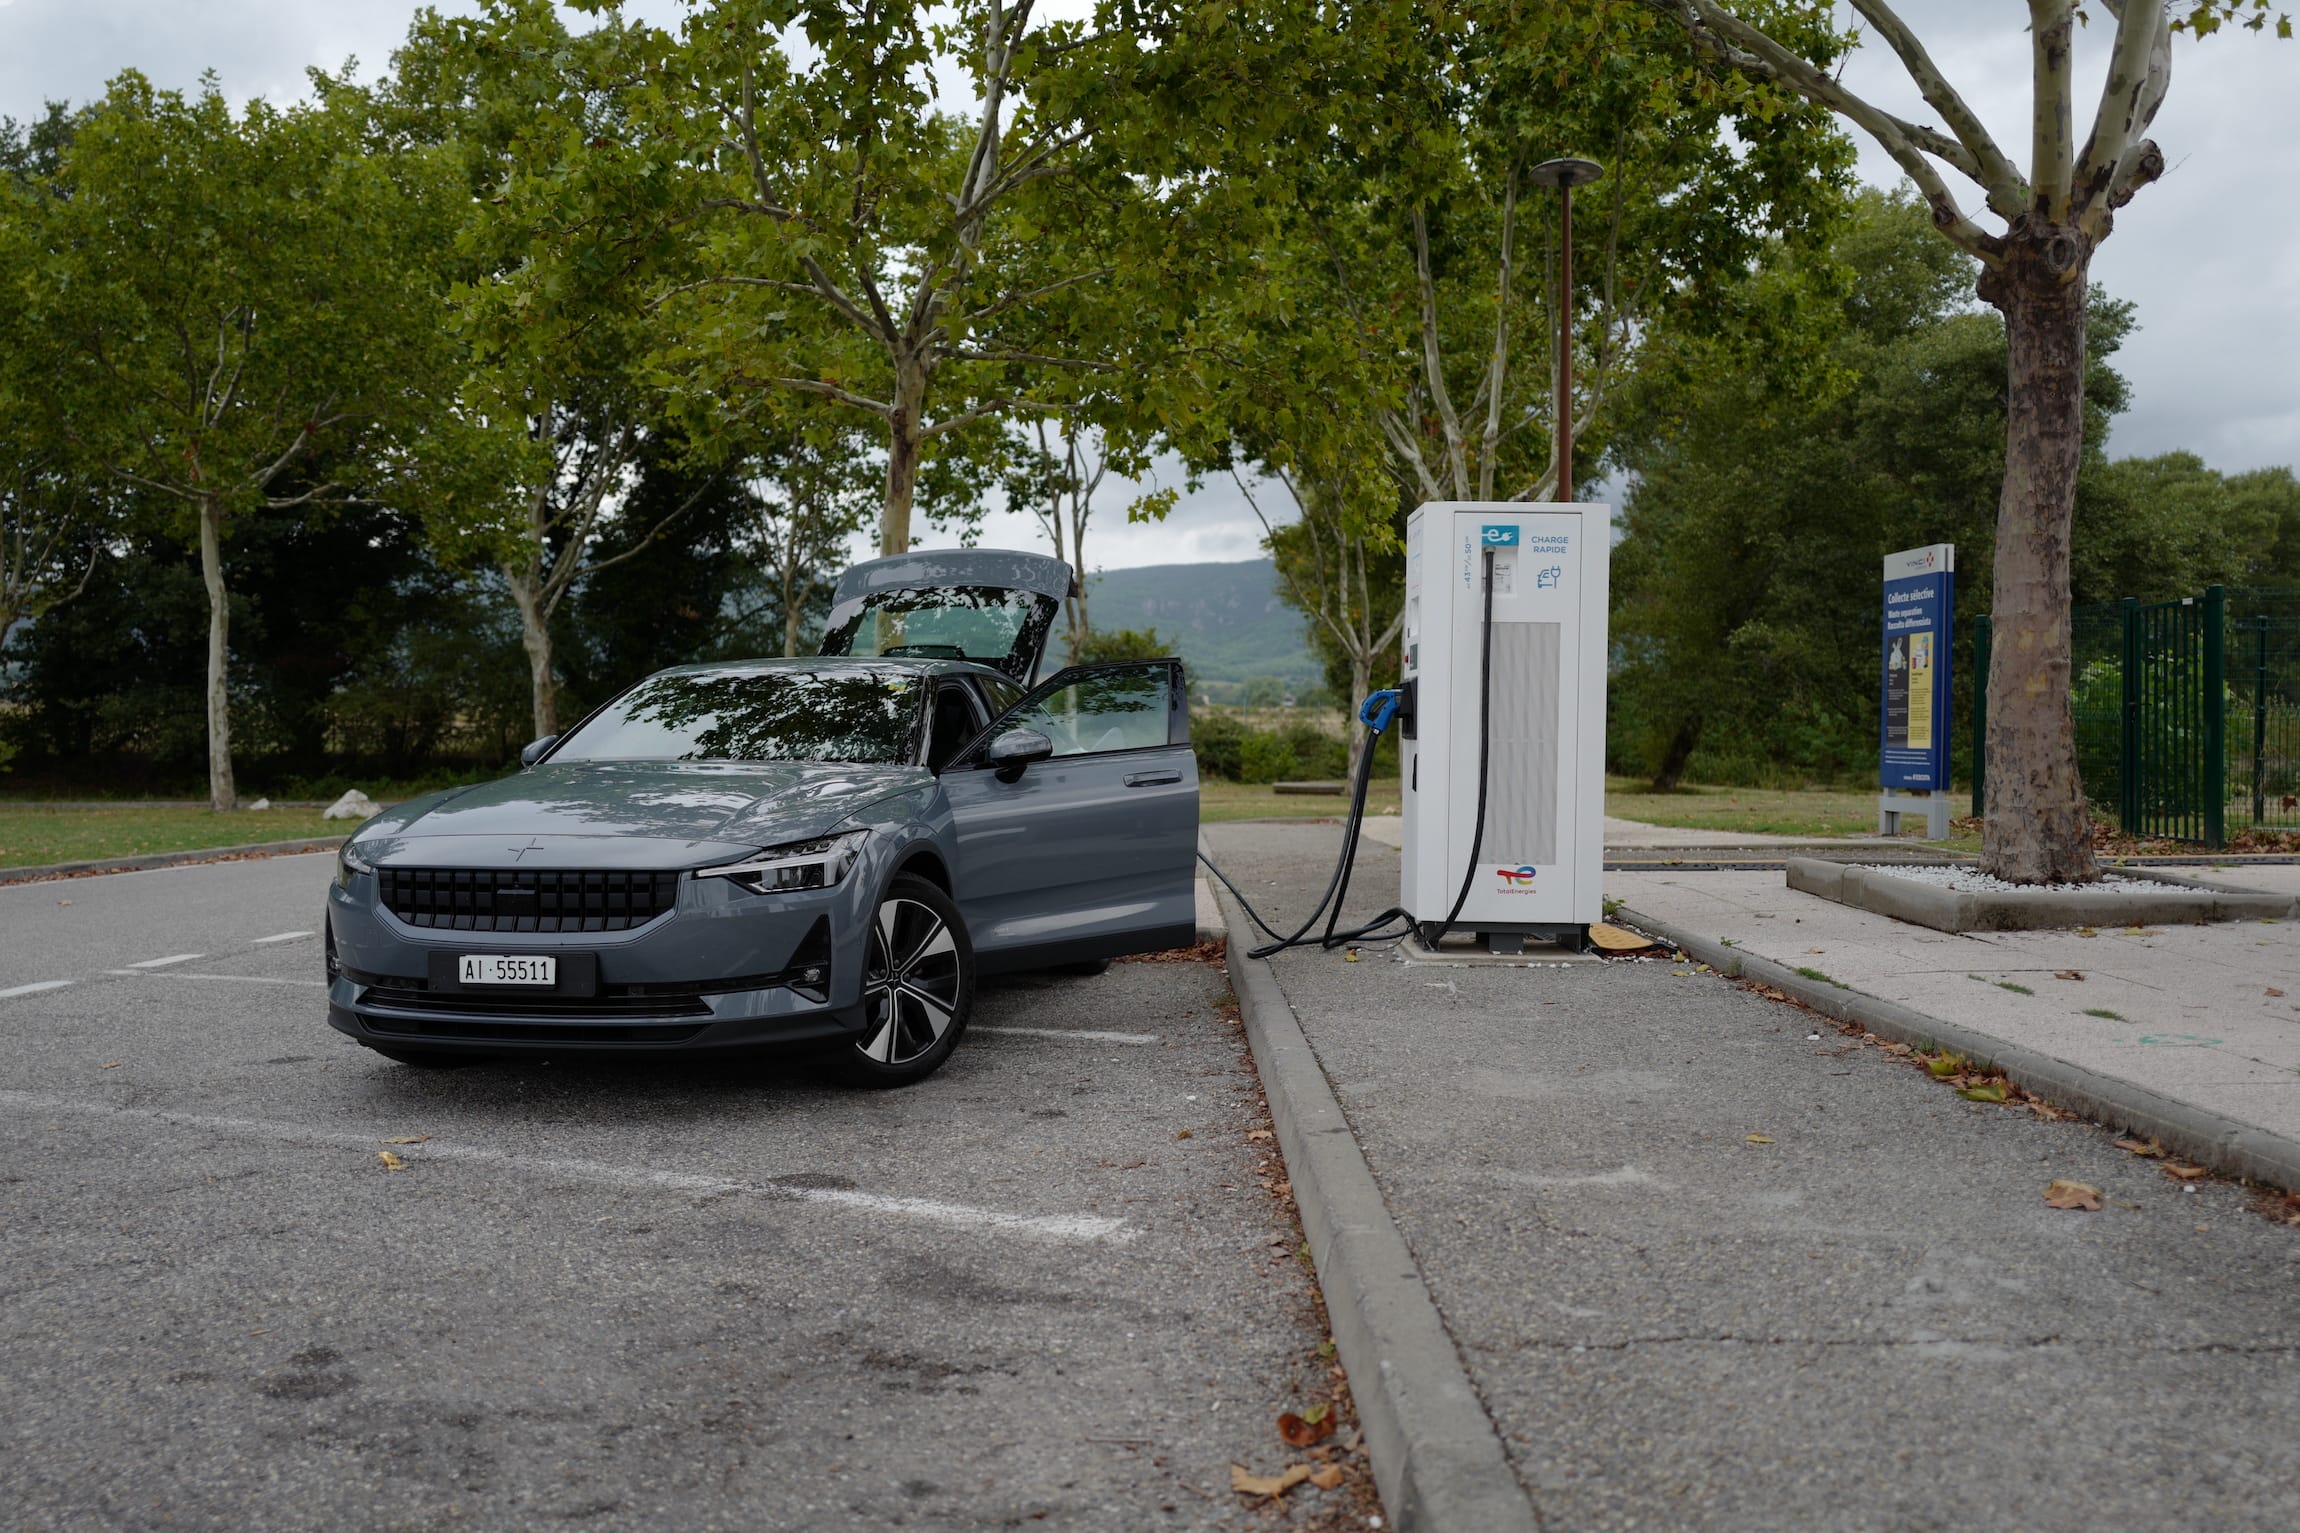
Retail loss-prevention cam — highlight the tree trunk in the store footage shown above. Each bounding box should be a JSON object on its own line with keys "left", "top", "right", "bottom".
{"left": 197, "top": 495, "right": 236, "bottom": 813}
{"left": 1344, "top": 648, "right": 1374, "bottom": 782}
{"left": 507, "top": 569, "right": 557, "bottom": 741}
{"left": 1650, "top": 717, "right": 1703, "bottom": 794}
{"left": 880, "top": 360, "right": 928, "bottom": 556}
{"left": 1977, "top": 234, "right": 2098, "bottom": 884}
{"left": 781, "top": 554, "right": 805, "bottom": 658}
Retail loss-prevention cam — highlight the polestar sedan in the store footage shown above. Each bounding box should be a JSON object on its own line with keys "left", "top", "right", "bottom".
{"left": 324, "top": 549, "right": 1199, "bottom": 1086}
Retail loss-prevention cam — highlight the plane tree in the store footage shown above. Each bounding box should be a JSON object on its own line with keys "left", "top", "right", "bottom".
{"left": 1637, "top": 0, "right": 2291, "bottom": 880}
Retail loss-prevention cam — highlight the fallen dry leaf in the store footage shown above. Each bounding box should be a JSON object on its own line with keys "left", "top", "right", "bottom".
{"left": 2044, "top": 1179, "right": 2102, "bottom": 1211}
{"left": 1230, "top": 1463, "right": 1312, "bottom": 1499}
{"left": 1806, "top": 948, "right": 1826, "bottom": 954}
{"left": 1956, "top": 1083, "right": 2008, "bottom": 1103}
{"left": 2053, "top": 970, "right": 2085, "bottom": 981}
{"left": 2163, "top": 1163, "right": 2209, "bottom": 1181}
{"left": 2114, "top": 1137, "right": 2165, "bottom": 1158}
{"left": 380, "top": 1135, "right": 430, "bottom": 1145}
{"left": 2269, "top": 988, "right": 2287, "bottom": 999}
{"left": 1277, "top": 1409, "right": 1335, "bottom": 1448}
{"left": 1246, "top": 1129, "right": 1273, "bottom": 1142}
{"left": 2075, "top": 927, "right": 2098, "bottom": 938}
{"left": 377, "top": 1150, "right": 407, "bottom": 1171}
{"left": 99, "top": 1061, "right": 123, "bottom": 1070}
{"left": 1309, "top": 1465, "right": 1348, "bottom": 1491}
{"left": 1175, "top": 1130, "right": 1192, "bottom": 1141}
{"left": 1745, "top": 1133, "right": 1775, "bottom": 1145}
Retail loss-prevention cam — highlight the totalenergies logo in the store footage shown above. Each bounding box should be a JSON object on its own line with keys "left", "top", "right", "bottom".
{"left": 1495, "top": 865, "right": 1538, "bottom": 887}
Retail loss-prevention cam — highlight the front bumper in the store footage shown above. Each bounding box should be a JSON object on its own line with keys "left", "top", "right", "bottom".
{"left": 325, "top": 856, "right": 875, "bottom": 1056}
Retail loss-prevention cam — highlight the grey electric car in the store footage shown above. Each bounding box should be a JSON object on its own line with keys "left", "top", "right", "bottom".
{"left": 324, "top": 550, "right": 1199, "bottom": 1086}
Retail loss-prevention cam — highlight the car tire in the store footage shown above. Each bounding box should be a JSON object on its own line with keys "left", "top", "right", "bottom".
{"left": 366, "top": 1044, "right": 481, "bottom": 1068}
{"left": 830, "top": 873, "right": 976, "bottom": 1089}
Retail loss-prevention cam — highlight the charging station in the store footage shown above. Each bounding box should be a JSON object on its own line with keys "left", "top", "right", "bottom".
{"left": 1399, "top": 502, "right": 1610, "bottom": 952}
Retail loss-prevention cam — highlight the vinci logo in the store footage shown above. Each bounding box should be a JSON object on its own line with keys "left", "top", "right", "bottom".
{"left": 1494, "top": 865, "right": 1538, "bottom": 887}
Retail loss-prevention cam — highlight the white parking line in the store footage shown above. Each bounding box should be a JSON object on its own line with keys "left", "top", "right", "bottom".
{"left": 0, "top": 980, "right": 74, "bottom": 1000}
{"left": 0, "top": 1091, "right": 1137, "bottom": 1245}
{"left": 973, "top": 1025, "right": 1160, "bottom": 1045}
{"left": 106, "top": 971, "right": 326, "bottom": 988}
{"left": 125, "top": 954, "right": 205, "bottom": 969}
{"left": 250, "top": 931, "right": 314, "bottom": 944}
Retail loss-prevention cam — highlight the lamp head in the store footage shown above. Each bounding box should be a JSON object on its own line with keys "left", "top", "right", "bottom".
{"left": 1526, "top": 157, "right": 1605, "bottom": 189}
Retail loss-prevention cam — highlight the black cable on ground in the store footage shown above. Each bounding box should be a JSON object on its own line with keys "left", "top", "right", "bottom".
{"left": 1202, "top": 545, "right": 1498, "bottom": 959}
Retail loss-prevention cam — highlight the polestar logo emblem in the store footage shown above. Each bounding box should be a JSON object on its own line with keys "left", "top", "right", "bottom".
{"left": 508, "top": 838, "right": 545, "bottom": 859}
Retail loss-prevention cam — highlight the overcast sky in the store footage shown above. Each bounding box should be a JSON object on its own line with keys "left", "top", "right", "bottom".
{"left": 3, "top": 0, "right": 2291, "bottom": 570}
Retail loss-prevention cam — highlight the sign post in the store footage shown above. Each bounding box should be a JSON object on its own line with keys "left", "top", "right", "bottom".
{"left": 1879, "top": 544, "right": 1955, "bottom": 838}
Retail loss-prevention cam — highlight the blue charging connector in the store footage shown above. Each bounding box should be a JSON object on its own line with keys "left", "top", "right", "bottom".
{"left": 1358, "top": 688, "right": 1403, "bottom": 734}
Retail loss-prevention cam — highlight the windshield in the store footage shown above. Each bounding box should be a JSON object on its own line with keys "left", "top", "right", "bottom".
{"left": 818, "top": 585, "right": 1057, "bottom": 679}
{"left": 549, "top": 669, "right": 923, "bottom": 765}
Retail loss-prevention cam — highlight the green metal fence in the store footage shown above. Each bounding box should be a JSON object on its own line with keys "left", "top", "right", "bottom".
{"left": 1973, "top": 585, "right": 2300, "bottom": 846}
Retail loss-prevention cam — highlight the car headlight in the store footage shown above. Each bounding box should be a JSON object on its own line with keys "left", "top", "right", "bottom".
{"left": 697, "top": 830, "right": 870, "bottom": 895}
{"left": 337, "top": 841, "right": 375, "bottom": 890}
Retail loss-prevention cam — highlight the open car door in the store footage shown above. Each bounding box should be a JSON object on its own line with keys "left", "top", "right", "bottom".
{"left": 938, "top": 660, "right": 1200, "bottom": 973}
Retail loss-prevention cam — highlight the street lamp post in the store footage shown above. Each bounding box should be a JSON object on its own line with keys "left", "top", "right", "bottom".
{"left": 1525, "top": 157, "right": 1605, "bottom": 503}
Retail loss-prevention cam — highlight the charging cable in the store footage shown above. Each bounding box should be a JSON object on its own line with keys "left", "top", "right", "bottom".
{"left": 1196, "top": 545, "right": 1499, "bottom": 959}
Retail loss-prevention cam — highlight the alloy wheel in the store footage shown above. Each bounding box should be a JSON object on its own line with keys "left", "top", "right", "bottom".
{"left": 859, "top": 895, "right": 963, "bottom": 1065}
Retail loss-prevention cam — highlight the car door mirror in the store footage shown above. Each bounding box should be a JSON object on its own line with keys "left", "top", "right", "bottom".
{"left": 983, "top": 726, "right": 1053, "bottom": 782}
{"left": 520, "top": 734, "right": 560, "bottom": 767}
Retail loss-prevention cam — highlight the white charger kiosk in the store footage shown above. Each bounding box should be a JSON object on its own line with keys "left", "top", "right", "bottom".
{"left": 1399, "top": 502, "right": 1611, "bottom": 952}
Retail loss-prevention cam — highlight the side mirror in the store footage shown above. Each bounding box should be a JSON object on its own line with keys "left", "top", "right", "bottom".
{"left": 984, "top": 726, "right": 1053, "bottom": 782}
{"left": 520, "top": 734, "right": 560, "bottom": 767}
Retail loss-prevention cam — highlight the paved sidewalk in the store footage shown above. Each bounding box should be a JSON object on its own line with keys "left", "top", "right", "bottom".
{"left": 1616, "top": 863, "right": 2300, "bottom": 1167}
{"left": 1206, "top": 820, "right": 2300, "bottom": 1531}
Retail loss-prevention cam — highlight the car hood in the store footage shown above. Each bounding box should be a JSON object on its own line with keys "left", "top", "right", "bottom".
{"left": 350, "top": 760, "right": 927, "bottom": 871}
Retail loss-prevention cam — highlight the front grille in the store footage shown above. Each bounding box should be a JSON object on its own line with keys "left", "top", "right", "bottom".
{"left": 363, "top": 1012, "right": 708, "bottom": 1045}
{"left": 379, "top": 868, "right": 680, "bottom": 932}
{"left": 357, "top": 985, "right": 711, "bottom": 1020}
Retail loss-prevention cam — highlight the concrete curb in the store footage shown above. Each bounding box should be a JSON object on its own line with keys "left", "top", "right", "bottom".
{"left": 0, "top": 837, "right": 348, "bottom": 887}
{"left": 1213, "top": 884, "right": 1540, "bottom": 1533}
{"left": 1617, "top": 904, "right": 2300, "bottom": 1195}
{"left": 1785, "top": 857, "right": 2297, "bottom": 933}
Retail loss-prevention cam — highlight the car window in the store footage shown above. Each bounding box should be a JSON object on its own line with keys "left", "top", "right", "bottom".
{"left": 550, "top": 669, "right": 924, "bottom": 765}
{"left": 998, "top": 665, "right": 1173, "bottom": 758}
{"left": 926, "top": 683, "right": 986, "bottom": 774}
{"left": 977, "top": 674, "right": 1024, "bottom": 717}
{"left": 819, "top": 585, "right": 1058, "bottom": 674}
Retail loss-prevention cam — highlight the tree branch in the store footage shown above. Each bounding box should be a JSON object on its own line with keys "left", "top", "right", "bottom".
{"left": 918, "top": 394, "right": 1066, "bottom": 437}
{"left": 767, "top": 377, "right": 897, "bottom": 417}
{"left": 1849, "top": 0, "right": 2028, "bottom": 214}
{"left": 1411, "top": 205, "right": 1470, "bottom": 498}
{"left": 1640, "top": 0, "right": 2004, "bottom": 260}
{"left": 2029, "top": 0, "right": 2077, "bottom": 219}
{"left": 2074, "top": 0, "right": 2172, "bottom": 226}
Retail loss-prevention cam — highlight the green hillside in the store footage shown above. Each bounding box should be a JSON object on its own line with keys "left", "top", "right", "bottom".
{"left": 1086, "top": 559, "right": 1319, "bottom": 685}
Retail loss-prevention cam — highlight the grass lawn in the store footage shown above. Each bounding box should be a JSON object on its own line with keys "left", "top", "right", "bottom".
{"left": 1203, "top": 776, "right": 1904, "bottom": 837}
{"left": 1603, "top": 777, "right": 1894, "bottom": 838}
{"left": 0, "top": 805, "right": 345, "bottom": 869}
{"left": 1200, "top": 780, "right": 1399, "bottom": 823}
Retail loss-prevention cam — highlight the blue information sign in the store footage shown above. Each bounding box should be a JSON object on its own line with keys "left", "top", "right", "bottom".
{"left": 1880, "top": 544, "right": 1955, "bottom": 792}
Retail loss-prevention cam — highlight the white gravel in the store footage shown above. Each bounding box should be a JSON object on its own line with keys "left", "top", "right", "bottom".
{"left": 1862, "top": 865, "right": 2194, "bottom": 896}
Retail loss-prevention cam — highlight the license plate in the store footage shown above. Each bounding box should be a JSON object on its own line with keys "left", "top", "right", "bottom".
{"left": 457, "top": 954, "right": 557, "bottom": 987}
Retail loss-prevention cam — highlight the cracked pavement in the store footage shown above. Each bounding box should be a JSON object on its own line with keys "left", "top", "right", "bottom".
{"left": 1208, "top": 820, "right": 2300, "bottom": 1531}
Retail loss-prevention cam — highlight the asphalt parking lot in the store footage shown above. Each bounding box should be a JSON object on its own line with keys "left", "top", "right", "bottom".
{"left": 1, "top": 853, "right": 1366, "bottom": 1531}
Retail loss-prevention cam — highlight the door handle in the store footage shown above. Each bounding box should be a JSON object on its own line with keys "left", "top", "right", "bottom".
{"left": 1123, "top": 769, "right": 1183, "bottom": 787}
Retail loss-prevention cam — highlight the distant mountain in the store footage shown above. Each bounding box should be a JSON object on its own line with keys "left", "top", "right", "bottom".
{"left": 1086, "top": 559, "right": 1319, "bottom": 684}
